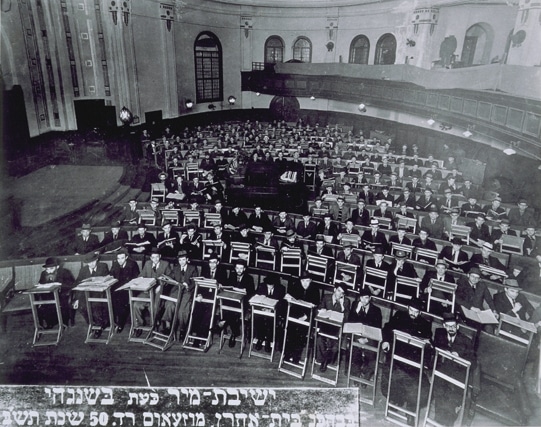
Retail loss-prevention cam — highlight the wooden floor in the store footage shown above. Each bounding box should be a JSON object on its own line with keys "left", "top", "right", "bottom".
{"left": 1, "top": 311, "right": 540, "bottom": 426}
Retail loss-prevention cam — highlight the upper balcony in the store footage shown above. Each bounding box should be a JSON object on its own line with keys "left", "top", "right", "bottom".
{"left": 242, "top": 63, "right": 541, "bottom": 160}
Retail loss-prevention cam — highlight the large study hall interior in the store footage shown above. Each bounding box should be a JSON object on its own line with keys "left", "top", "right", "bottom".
{"left": 1, "top": 0, "right": 541, "bottom": 426}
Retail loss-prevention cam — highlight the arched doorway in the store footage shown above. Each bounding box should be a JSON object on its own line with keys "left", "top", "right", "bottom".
{"left": 461, "top": 23, "right": 493, "bottom": 67}
{"left": 269, "top": 96, "right": 300, "bottom": 122}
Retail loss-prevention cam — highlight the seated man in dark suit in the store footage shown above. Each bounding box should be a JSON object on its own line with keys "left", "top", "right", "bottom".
{"left": 494, "top": 278, "right": 534, "bottom": 322}
{"left": 73, "top": 223, "right": 100, "bottom": 255}
{"left": 491, "top": 218, "right": 517, "bottom": 252}
{"left": 431, "top": 312, "right": 476, "bottom": 427}
{"left": 38, "top": 257, "right": 75, "bottom": 329}
{"left": 361, "top": 218, "right": 389, "bottom": 253}
{"left": 109, "top": 249, "right": 140, "bottom": 333}
{"left": 389, "top": 226, "right": 413, "bottom": 252}
{"left": 253, "top": 275, "right": 286, "bottom": 353}
{"left": 388, "top": 250, "right": 418, "bottom": 302}
{"left": 248, "top": 205, "right": 272, "bottom": 233}
{"left": 75, "top": 252, "right": 110, "bottom": 337}
{"left": 316, "top": 213, "right": 340, "bottom": 244}
{"left": 381, "top": 298, "right": 432, "bottom": 413}
{"left": 316, "top": 283, "right": 351, "bottom": 372}
{"left": 412, "top": 228, "right": 438, "bottom": 254}
{"left": 470, "top": 242, "right": 506, "bottom": 281}
{"left": 157, "top": 221, "right": 180, "bottom": 259}
{"left": 348, "top": 287, "right": 382, "bottom": 380}
{"left": 100, "top": 220, "right": 129, "bottom": 252}
{"left": 439, "top": 237, "right": 470, "bottom": 272}
{"left": 296, "top": 212, "right": 317, "bottom": 240}
{"left": 335, "top": 243, "right": 362, "bottom": 267}
{"left": 127, "top": 224, "right": 157, "bottom": 255}
{"left": 365, "top": 247, "right": 391, "bottom": 297}
{"left": 351, "top": 199, "right": 370, "bottom": 227}
{"left": 419, "top": 206, "right": 445, "bottom": 240}
{"left": 467, "top": 213, "right": 492, "bottom": 248}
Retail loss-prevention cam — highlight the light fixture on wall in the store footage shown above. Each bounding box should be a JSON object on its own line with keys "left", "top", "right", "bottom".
{"left": 119, "top": 106, "right": 133, "bottom": 125}
{"left": 255, "top": 92, "right": 261, "bottom": 96}
{"left": 503, "top": 141, "right": 520, "bottom": 155}
{"left": 228, "top": 96, "right": 236, "bottom": 105}
{"left": 310, "top": 96, "right": 316, "bottom": 100}
{"left": 358, "top": 103, "right": 367, "bottom": 113}
{"left": 208, "top": 104, "right": 216, "bottom": 111}
{"left": 427, "top": 118, "right": 435, "bottom": 126}
{"left": 462, "top": 124, "right": 474, "bottom": 138}
{"left": 185, "top": 99, "right": 193, "bottom": 110}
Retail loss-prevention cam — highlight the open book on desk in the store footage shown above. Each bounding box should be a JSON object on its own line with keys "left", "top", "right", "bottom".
{"left": 124, "top": 241, "right": 151, "bottom": 247}
{"left": 461, "top": 306, "right": 498, "bottom": 324}
{"left": 116, "top": 277, "right": 156, "bottom": 292}
{"left": 284, "top": 294, "right": 315, "bottom": 308}
{"left": 317, "top": 309, "right": 344, "bottom": 323}
{"left": 74, "top": 276, "right": 118, "bottom": 291}
{"left": 343, "top": 323, "right": 382, "bottom": 341}
{"left": 30, "top": 282, "right": 62, "bottom": 292}
{"left": 157, "top": 238, "right": 177, "bottom": 247}
{"left": 249, "top": 294, "right": 278, "bottom": 308}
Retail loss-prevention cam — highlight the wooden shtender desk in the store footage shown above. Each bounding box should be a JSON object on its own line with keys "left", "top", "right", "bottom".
{"left": 73, "top": 276, "right": 118, "bottom": 344}
{"left": 24, "top": 283, "right": 63, "bottom": 347}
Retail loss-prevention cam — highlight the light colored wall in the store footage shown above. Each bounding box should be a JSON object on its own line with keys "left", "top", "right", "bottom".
{"left": 1, "top": 0, "right": 525, "bottom": 137}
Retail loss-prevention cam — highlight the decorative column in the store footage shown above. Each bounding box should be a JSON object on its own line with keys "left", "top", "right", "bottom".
{"left": 406, "top": 7, "right": 439, "bottom": 68}
{"left": 240, "top": 16, "right": 253, "bottom": 71}
{"left": 506, "top": 0, "right": 541, "bottom": 66}
{"left": 325, "top": 17, "right": 338, "bottom": 62}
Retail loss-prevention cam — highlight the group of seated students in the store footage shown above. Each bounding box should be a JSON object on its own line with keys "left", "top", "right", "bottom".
{"left": 34, "top": 119, "right": 541, "bottom": 422}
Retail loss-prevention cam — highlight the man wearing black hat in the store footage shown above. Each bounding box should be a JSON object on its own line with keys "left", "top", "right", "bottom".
{"left": 75, "top": 252, "right": 110, "bottom": 335}
{"left": 160, "top": 250, "right": 199, "bottom": 337}
{"left": 110, "top": 248, "right": 140, "bottom": 332}
{"left": 283, "top": 271, "right": 321, "bottom": 363}
{"left": 467, "top": 213, "right": 491, "bottom": 247}
{"left": 389, "top": 226, "right": 412, "bottom": 250}
{"left": 272, "top": 210, "right": 296, "bottom": 235}
{"left": 122, "top": 199, "right": 139, "bottom": 225}
{"left": 224, "top": 205, "right": 249, "bottom": 231}
{"left": 394, "top": 189, "right": 416, "bottom": 209}
{"left": 348, "top": 288, "right": 382, "bottom": 380}
{"left": 431, "top": 312, "right": 476, "bottom": 426}
{"left": 381, "top": 298, "right": 432, "bottom": 411}
{"left": 296, "top": 212, "right": 317, "bottom": 240}
{"left": 133, "top": 248, "right": 172, "bottom": 337}
{"left": 439, "top": 238, "right": 470, "bottom": 272}
{"left": 508, "top": 199, "right": 536, "bottom": 228}
{"left": 100, "top": 221, "right": 129, "bottom": 252}
{"left": 351, "top": 199, "right": 370, "bottom": 227}
{"left": 416, "top": 189, "right": 437, "bottom": 211}
{"left": 127, "top": 224, "right": 157, "bottom": 255}
{"left": 254, "top": 275, "right": 286, "bottom": 352}
{"left": 494, "top": 278, "right": 534, "bottom": 322}
{"left": 38, "top": 257, "right": 75, "bottom": 328}
{"left": 455, "top": 268, "right": 498, "bottom": 324}
{"left": 491, "top": 219, "right": 516, "bottom": 253}
{"left": 157, "top": 221, "right": 180, "bottom": 259}
{"left": 73, "top": 223, "right": 100, "bottom": 255}
{"left": 248, "top": 205, "right": 272, "bottom": 233}
{"left": 365, "top": 247, "right": 391, "bottom": 297}
{"left": 388, "top": 250, "right": 418, "bottom": 303}
{"left": 373, "top": 201, "right": 394, "bottom": 224}
{"left": 336, "top": 243, "right": 362, "bottom": 267}
{"left": 316, "top": 213, "right": 340, "bottom": 244}
{"left": 358, "top": 183, "right": 374, "bottom": 206}
{"left": 179, "top": 223, "right": 202, "bottom": 259}
{"left": 316, "top": 283, "right": 350, "bottom": 372}
{"left": 216, "top": 259, "right": 255, "bottom": 347}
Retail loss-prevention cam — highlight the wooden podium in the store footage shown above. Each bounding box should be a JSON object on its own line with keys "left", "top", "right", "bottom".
{"left": 24, "top": 283, "right": 63, "bottom": 347}
{"left": 248, "top": 294, "right": 280, "bottom": 362}
{"left": 73, "top": 276, "right": 118, "bottom": 344}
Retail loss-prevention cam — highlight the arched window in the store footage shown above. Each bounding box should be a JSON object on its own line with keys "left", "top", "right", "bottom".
{"left": 194, "top": 32, "right": 222, "bottom": 103}
{"left": 375, "top": 33, "right": 396, "bottom": 65}
{"left": 265, "top": 36, "right": 284, "bottom": 64}
{"left": 349, "top": 35, "right": 370, "bottom": 64}
{"left": 461, "top": 23, "right": 493, "bottom": 67}
{"left": 293, "top": 37, "right": 312, "bottom": 63}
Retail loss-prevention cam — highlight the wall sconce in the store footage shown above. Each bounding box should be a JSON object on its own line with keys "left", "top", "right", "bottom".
{"left": 503, "top": 141, "right": 520, "bottom": 155}
{"left": 185, "top": 99, "right": 193, "bottom": 110}
{"left": 228, "top": 96, "right": 236, "bottom": 105}
{"left": 310, "top": 96, "right": 316, "bottom": 100}
{"left": 406, "top": 39, "right": 416, "bottom": 47}
{"left": 427, "top": 118, "right": 435, "bottom": 126}
{"left": 208, "top": 104, "right": 216, "bottom": 111}
{"left": 462, "top": 124, "right": 474, "bottom": 138}
{"left": 255, "top": 92, "right": 261, "bottom": 96}
{"left": 358, "top": 103, "right": 367, "bottom": 113}
{"left": 326, "top": 41, "right": 334, "bottom": 52}
{"left": 439, "top": 122, "right": 452, "bottom": 131}
{"left": 119, "top": 106, "right": 133, "bottom": 125}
